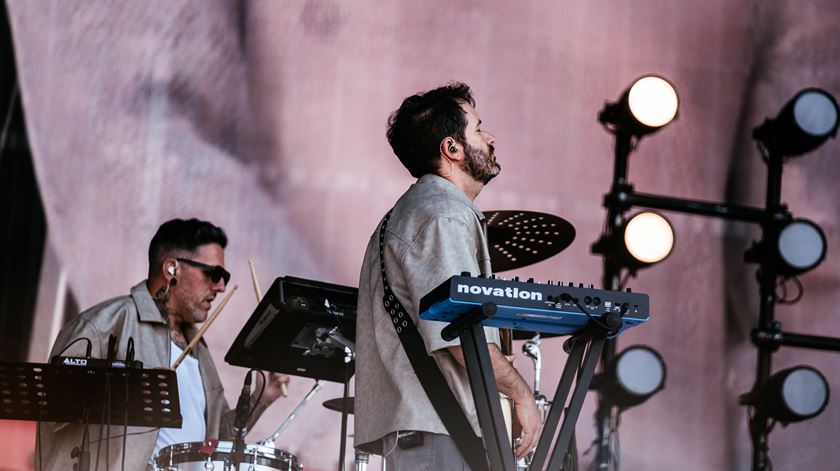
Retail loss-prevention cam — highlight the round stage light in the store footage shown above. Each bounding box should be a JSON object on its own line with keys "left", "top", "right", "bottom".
{"left": 753, "top": 88, "right": 839, "bottom": 157}
{"left": 776, "top": 219, "right": 826, "bottom": 276}
{"left": 597, "top": 345, "right": 667, "bottom": 409}
{"left": 756, "top": 366, "right": 829, "bottom": 424}
{"left": 598, "top": 74, "right": 679, "bottom": 137}
{"left": 794, "top": 89, "right": 839, "bottom": 137}
{"left": 624, "top": 212, "right": 675, "bottom": 265}
{"left": 628, "top": 76, "right": 679, "bottom": 128}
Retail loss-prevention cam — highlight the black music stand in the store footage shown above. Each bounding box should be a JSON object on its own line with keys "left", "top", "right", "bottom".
{"left": 440, "top": 303, "right": 610, "bottom": 471}
{"left": 0, "top": 361, "right": 181, "bottom": 470}
{"left": 0, "top": 361, "right": 181, "bottom": 426}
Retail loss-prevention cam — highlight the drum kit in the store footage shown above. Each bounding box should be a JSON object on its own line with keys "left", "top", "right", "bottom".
{"left": 154, "top": 441, "right": 301, "bottom": 471}
{"left": 150, "top": 210, "right": 576, "bottom": 471}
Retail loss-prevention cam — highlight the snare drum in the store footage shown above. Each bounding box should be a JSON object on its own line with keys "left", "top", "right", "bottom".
{"left": 154, "top": 441, "right": 301, "bottom": 471}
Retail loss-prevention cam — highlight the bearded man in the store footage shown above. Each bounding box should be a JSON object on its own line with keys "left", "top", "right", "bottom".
{"left": 355, "top": 83, "right": 540, "bottom": 470}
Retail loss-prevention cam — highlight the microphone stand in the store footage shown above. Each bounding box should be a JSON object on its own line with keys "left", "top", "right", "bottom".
{"left": 229, "top": 371, "right": 253, "bottom": 470}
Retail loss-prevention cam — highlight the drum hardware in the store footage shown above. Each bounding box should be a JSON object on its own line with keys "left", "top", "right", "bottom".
{"left": 353, "top": 449, "right": 370, "bottom": 471}
{"left": 322, "top": 396, "right": 355, "bottom": 414}
{"left": 259, "top": 379, "right": 326, "bottom": 448}
{"left": 322, "top": 396, "right": 384, "bottom": 471}
{"left": 305, "top": 326, "right": 356, "bottom": 361}
{"left": 517, "top": 334, "right": 553, "bottom": 470}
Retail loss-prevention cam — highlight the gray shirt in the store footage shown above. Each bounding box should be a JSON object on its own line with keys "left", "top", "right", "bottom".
{"left": 355, "top": 174, "right": 500, "bottom": 454}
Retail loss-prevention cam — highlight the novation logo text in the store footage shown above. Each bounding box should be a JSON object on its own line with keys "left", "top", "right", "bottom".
{"left": 456, "top": 284, "right": 543, "bottom": 301}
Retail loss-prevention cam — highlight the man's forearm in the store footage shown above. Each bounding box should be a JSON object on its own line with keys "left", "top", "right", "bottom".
{"left": 447, "top": 344, "right": 534, "bottom": 404}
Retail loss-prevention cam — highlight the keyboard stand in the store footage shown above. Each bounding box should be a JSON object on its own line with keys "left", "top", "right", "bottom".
{"left": 441, "top": 302, "right": 609, "bottom": 471}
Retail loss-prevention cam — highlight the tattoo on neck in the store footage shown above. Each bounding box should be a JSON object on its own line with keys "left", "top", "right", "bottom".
{"left": 153, "top": 286, "right": 171, "bottom": 323}
{"left": 171, "top": 330, "right": 189, "bottom": 351}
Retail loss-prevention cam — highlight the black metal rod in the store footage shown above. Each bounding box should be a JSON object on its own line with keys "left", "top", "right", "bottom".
{"left": 530, "top": 335, "right": 586, "bottom": 470}
{"left": 623, "top": 191, "right": 771, "bottom": 223}
{"left": 547, "top": 336, "right": 606, "bottom": 471}
{"left": 749, "top": 149, "right": 786, "bottom": 471}
{"left": 441, "top": 303, "right": 496, "bottom": 342}
{"left": 459, "top": 316, "right": 515, "bottom": 471}
{"left": 752, "top": 329, "right": 840, "bottom": 353}
{"left": 590, "top": 129, "right": 633, "bottom": 471}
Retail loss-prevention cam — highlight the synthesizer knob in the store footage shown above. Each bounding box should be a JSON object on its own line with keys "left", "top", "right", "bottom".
{"left": 547, "top": 280, "right": 554, "bottom": 285}
{"left": 461, "top": 271, "right": 471, "bottom": 277}
{"left": 478, "top": 273, "right": 487, "bottom": 278}
{"left": 578, "top": 283, "right": 584, "bottom": 288}
{"left": 490, "top": 274, "right": 497, "bottom": 279}
{"left": 626, "top": 287, "right": 632, "bottom": 293}
{"left": 513, "top": 276, "right": 520, "bottom": 282}
{"left": 588, "top": 283, "right": 594, "bottom": 289}
{"left": 527, "top": 278, "right": 535, "bottom": 283}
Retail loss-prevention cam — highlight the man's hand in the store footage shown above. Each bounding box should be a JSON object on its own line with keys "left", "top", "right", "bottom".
{"left": 512, "top": 396, "right": 541, "bottom": 459}
{"left": 258, "top": 372, "right": 291, "bottom": 404}
{"left": 447, "top": 344, "right": 541, "bottom": 458}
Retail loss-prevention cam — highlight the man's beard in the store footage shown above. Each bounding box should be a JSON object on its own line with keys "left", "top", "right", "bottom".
{"left": 462, "top": 142, "right": 501, "bottom": 185}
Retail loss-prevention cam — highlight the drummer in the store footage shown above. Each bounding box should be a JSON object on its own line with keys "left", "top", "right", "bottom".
{"left": 36, "top": 218, "right": 291, "bottom": 470}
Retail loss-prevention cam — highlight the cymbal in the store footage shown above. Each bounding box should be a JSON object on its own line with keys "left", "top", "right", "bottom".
{"left": 323, "top": 397, "right": 355, "bottom": 414}
{"left": 484, "top": 211, "right": 575, "bottom": 272}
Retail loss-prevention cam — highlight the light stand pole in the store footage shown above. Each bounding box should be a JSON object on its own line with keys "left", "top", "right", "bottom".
{"left": 590, "top": 129, "right": 632, "bottom": 470}
{"left": 745, "top": 145, "right": 786, "bottom": 471}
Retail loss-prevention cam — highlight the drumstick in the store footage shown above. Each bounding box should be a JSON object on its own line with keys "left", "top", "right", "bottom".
{"left": 172, "top": 284, "right": 238, "bottom": 370}
{"left": 248, "top": 259, "right": 263, "bottom": 301}
{"left": 248, "top": 259, "right": 288, "bottom": 397}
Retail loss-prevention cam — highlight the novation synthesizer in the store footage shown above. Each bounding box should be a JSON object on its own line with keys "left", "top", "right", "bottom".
{"left": 419, "top": 274, "right": 649, "bottom": 336}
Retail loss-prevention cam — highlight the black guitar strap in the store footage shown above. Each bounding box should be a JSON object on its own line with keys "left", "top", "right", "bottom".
{"left": 378, "top": 210, "right": 488, "bottom": 470}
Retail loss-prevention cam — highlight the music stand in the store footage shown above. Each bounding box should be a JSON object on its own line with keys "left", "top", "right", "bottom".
{"left": 0, "top": 361, "right": 181, "bottom": 471}
{"left": 0, "top": 361, "right": 181, "bottom": 427}
{"left": 225, "top": 276, "right": 358, "bottom": 383}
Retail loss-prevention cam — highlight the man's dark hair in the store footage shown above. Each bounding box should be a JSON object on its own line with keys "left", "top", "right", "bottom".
{"left": 148, "top": 218, "right": 227, "bottom": 276}
{"left": 386, "top": 82, "right": 475, "bottom": 178}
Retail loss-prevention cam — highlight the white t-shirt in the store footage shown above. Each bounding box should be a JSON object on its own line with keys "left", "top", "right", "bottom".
{"left": 151, "top": 341, "right": 207, "bottom": 460}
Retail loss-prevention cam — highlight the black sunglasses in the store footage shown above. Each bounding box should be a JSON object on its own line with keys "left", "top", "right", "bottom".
{"left": 176, "top": 258, "right": 231, "bottom": 285}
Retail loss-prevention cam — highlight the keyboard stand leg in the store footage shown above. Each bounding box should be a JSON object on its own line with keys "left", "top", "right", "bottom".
{"left": 459, "top": 318, "right": 517, "bottom": 471}
{"left": 546, "top": 336, "right": 604, "bottom": 470}
{"left": 529, "top": 331, "right": 606, "bottom": 471}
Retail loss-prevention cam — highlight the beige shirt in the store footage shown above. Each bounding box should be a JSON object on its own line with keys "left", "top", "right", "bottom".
{"left": 355, "top": 174, "right": 500, "bottom": 454}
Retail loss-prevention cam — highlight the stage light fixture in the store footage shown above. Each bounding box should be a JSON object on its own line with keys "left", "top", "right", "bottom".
{"left": 775, "top": 218, "right": 827, "bottom": 276}
{"left": 593, "top": 345, "right": 667, "bottom": 409}
{"left": 743, "top": 366, "right": 829, "bottom": 424}
{"left": 599, "top": 75, "right": 679, "bottom": 137}
{"left": 753, "top": 88, "right": 839, "bottom": 157}
{"left": 623, "top": 211, "right": 675, "bottom": 266}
